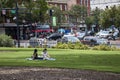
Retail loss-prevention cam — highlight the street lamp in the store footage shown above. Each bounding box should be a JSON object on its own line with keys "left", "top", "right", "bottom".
{"left": 15, "top": 0, "right": 20, "bottom": 47}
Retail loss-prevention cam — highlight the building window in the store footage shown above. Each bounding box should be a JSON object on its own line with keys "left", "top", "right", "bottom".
{"left": 65, "top": 5, "right": 67, "bottom": 11}
{"left": 85, "top": 0, "right": 88, "bottom": 7}
{"left": 80, "top": 0, "right": 82, "bottom": 5}
{"left": 60, "top": 4, "right": 62, "bottom": 11}
{"left": 62, "top": 5, "right": 65, "bottom": 11}
{"left": 55, "top": 4, "right": 57, "bottom": 7}
{"left": 81, "top": 0, "right": 82, "bottom": 5}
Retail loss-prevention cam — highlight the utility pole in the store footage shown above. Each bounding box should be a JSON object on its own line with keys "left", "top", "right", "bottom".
{"left": 15, "top": 0, "right": 20, "bottom": 47}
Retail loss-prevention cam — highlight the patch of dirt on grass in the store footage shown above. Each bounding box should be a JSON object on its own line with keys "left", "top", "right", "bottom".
{"left": 0, "top": 67, "right": 120, "bottom": 80}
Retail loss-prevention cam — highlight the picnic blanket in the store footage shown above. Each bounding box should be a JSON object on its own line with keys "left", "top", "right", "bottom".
{"left": 26, "top": 57, "right": 56, "bottom": 61}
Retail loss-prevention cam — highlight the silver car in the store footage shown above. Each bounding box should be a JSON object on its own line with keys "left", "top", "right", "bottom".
{"left": 82, "top": 36, "right": 109, "bottom": 46}
{"left": 96, "top": 30, "right": 112, "bottom": 38}
{"left": 61, "top": 36, "right": 80, "bottom": 43}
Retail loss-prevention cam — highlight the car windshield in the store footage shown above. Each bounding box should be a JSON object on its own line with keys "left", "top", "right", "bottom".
{"left": 101, "top": 31, "right": 110, "bottom": 34}
{"left": 67, "top": 36, "right": 79, "bottom": 42}
{"left": 37, "top": 25, "right": 50, "bottom": 29}
{"left": 49, "top": 33, "right": 61, "bottom": 37}
{"left": 84, "top": 36, "right": 97, "bottom": 41}
{"left": 77, "top": 32, "right": 85, "bottom": 36}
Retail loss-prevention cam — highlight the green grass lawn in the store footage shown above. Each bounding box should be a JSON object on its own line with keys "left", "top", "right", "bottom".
{"left": 0, "top": 48, "right": 120, "bottom": 73}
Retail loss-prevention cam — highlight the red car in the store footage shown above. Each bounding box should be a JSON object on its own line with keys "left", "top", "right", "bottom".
{"left": 32, "top": 25, "right": 54, "bottom": 33}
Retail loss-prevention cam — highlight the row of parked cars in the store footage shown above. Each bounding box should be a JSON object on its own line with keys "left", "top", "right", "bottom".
{"left": 30, "top": 27, "right": 119, "bottom": 47}
{"left": 45, "top": 32, "right": 110, "bottom": 46}
{"left": 96, "top": 30, "right": 119, "bottom": 40}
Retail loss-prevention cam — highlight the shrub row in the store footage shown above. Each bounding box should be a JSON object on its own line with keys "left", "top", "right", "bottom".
{"left": 92, "top": 44, "right": 120, "bottom": 51}
{"left": 53, "top": 42, "right": 120, "bottom": 51}
{"left": 0, "top": 34, "right": 119, "bottom": 51}
{"left": 53, "top": 42, "right": 89, "bottom": 50}
{"left": 0, "top": 34, "right": 14, "bottom": 47}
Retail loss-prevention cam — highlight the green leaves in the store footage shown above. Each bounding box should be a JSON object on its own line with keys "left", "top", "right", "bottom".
{"left": 67, "top": 5, "right": 87, "bottom": 24}
{"left": 100, "top": 5, "right": 120, "bottom": 28}
{"left": 69, "top": 5, "right": 87, "bottom": 17}
{"left": 0, "top": 34, "right": 14, "bottom": 47}
{"left": 0, "top": 0, "right": 48, "bottom": 23}
{"left": 0, "top": 0, "right": 16, "bottom": 8}
{"left": 31, "top": 0, "right": 48, "bottom": 23}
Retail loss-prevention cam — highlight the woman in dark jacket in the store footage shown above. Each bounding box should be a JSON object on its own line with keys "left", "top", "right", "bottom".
{"left": 32, "top": 49, "right": 38, "bottom": 60}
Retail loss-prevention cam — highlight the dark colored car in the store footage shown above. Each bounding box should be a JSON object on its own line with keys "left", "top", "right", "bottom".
{"left": 46, "top": 33, "right": 63, "bottom": 40}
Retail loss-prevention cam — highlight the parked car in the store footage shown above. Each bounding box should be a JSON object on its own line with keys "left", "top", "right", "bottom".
{"left": 95, "top": 38, "right": 109, "bottom": 45}
{"left": 60, "top": 36, "right": 80, "bottom": 43}
{"left": 63, "top": 33, "right": 74, "bottom": 37}
{"left": 87, "top": 30, "right": 95, "bottom": 36}
{"left": 31, "top": 24, "right": 54, "bottom": 35}
{"left": 81, "top": 36, "right": 97, "bottom": 46}
{"left": 81, "top": 36, "right": 109, "bottom": 46}
{"left": 112, "top": 30, "right": 119, "bottom": 40}
{"left": 46, "top": 33, "right": 63, "bottom": 40}
{"left": 76, "top": 32, "right": 86, "bottom": 40}
{"left": 96, "top": 30, "right": 112, "bottom": 39}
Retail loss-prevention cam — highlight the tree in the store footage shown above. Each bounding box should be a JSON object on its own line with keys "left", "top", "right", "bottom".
{"left": 0, "top": 0, "right": 27, "bottom": 23}
{"left": 0, "top": 0, "right": 15, "bottom": 23}
{"left": 19, "top": 0, "right": 36, "bottom": 24}
{"left": 0, "top": 0, "right": 24, "bottom": 8}
{"left": 100, "top": 9, "right": 111, "bottom": 28}
{"left": 31, "top": 0, "right": 48, "bottom": 23}
{"left": 85, "top": 16, "right": 94, "bottom": 30}
{"left": 22, "top": 0, "right": 35, "bottom": 12}
{"left": 114, "top": 5, "right": 120, "bottom": 27}
{"left": 0, "top": 0, "right": 48, "bottom": 24}
{"left": 93, "top": 7, "right": 102, "bottom": 26}
{"left": 68, "top": 5, "right": 87, "bottom": 24}
{"left": 0, "top": 0, "right": 14, "bottom": 8}
{"left": 100, "top": 5, "right": 119, "bottom": 29}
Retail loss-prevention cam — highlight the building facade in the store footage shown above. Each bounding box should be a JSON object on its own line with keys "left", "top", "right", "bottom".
{"left": 47, "top": 1, "right": 68, "bottom": 11}
{"left": 47, "top": 0, "right": 90, "bottom": 15}
{"left": 46, "top": 0, "right": 90, "bottom": 28}
{"left": 91, "top": 0, "right": 120, "bottom": 10}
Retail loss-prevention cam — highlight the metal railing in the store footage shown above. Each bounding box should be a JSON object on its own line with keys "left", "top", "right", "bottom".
{"left": 15, "top": 40, "right": 57, "bottom": 48}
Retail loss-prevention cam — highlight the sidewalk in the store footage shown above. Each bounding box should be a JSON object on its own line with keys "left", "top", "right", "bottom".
{"left": 109, "top": 39, "right": 120, "bottom": 48}
{"left": 110, "top": 39, "right": 120, "bottom": 45}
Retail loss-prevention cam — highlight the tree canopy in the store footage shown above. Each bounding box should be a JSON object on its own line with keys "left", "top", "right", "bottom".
{"left": 68, "top": 5, "right": 87, "bottom": 24}
{"left": 87, "top": 5, "right": 120, "bottom": 29}
{"left": 100, "top": 5, "right": 120, "bottom": 28}
{"left": 0, "top": 0, "right": 48, "bottom": 24}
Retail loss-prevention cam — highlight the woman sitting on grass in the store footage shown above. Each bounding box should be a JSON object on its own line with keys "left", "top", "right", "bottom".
{"left": 32, "top": 49, "right": 38, "bottom": 60}
{"left": 42, "top": 48, "right": 50, "bottom": 60}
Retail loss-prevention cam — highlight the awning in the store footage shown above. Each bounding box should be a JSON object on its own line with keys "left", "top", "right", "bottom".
{"left": 0, "top": 23, "right": 28, "bottom": 27}
{"left": 0, "top": 23, "right": 17, "bottom": 27}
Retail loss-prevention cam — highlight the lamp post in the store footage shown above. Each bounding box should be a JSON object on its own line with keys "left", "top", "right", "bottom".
{"left": 0, "top": 1, "right": 5, "bottom": 28}
{"left": 15, "top": 0, "right": 20, "bottom": 47}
